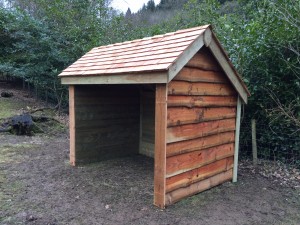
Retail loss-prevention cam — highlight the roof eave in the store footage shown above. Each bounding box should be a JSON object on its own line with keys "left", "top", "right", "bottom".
{"left": 60, "top": 71, "right": 168, "bottom": 85}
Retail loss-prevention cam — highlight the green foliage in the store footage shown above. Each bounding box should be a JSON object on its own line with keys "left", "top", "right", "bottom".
{"left": 134, "top": 0, "right": 300, "bottom": 163}
{"left": 0, "top": 0, "right": 113, "bottom": 106}
{"left": 1, "top": 0, "right": 299, "bottom": 165}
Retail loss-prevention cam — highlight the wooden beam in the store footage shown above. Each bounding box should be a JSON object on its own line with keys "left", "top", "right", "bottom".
{"left": 167, "top": 107, "right": 236, "bottom": 127}
{"left": 186, "top": 50, "right": 222, "bottom": 71}
{"left": 166, "top": 157, "right": 233, "bottom": 193}
{"left": 167, "top": 118, "right": 236, "bottom": 143}
{"left": 69, "top": 86, "right": 76, "bottom": 166}
{"left": 165, "top": 169, "right": 233, "bottom": 206}
{"left": 233, "top": 96, "right": 242, "bottom": 182}
{"left": 166, "top": 131, "right": 235, "bottom": 157}
{"left": 167, "top": 95, "right": 237, "bottom": 108}
{"left": 208, "top": 35, "right": 248, "bottom": 104}
{"left": 173, "top": 67, "right": 228, "bottom": 84}
{"left": 168, "top": 81, "right": 236, "bottom": 96}
{"left": 60, "top": 72, "right": 168, "bottom": 85}
{"left": 154, "top": 84, "right": 167, "bottom": 208}
{"left": 166, "top": 143, "right": 234, "bottom": 177}
{"left": 168, "top": 32, "right": 205, "bottom": 82}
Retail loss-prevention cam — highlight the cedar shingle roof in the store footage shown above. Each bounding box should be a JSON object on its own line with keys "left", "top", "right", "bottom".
{"left": 59, "top": 25, "right": 209, "bottom": 76}
{"left": 59, "top": 25, "right": 250, "bottom": 103}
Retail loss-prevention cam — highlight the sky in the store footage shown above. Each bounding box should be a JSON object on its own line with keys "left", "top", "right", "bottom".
{"left": 111, "top": 0, "right": 161, "bottom": 13}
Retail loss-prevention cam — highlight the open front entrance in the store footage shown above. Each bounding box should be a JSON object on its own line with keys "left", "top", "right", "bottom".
{"left": 70, "top": 84, "right": 158, "bottom": 164}
{"left": 69, "top": 83, "right": 166, "bottom": 207}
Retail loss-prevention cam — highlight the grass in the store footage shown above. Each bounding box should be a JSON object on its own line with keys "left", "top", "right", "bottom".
{"left": 0, "top": 95, "right": 67, "bottom": 135}
{"left": 0, "top": 144, "right": 28, "bottom": 224}
{"left": 0, "top": 98, "right": 28, "bottom": 119}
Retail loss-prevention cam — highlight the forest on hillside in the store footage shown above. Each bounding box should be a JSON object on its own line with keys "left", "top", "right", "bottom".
{"left": 0, "top": 0, "right": 299, "bottom": 166}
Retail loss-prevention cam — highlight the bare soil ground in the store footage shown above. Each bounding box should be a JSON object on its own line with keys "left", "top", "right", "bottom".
{"left": 1, "top": 84, "right": 300, "bottom": 225}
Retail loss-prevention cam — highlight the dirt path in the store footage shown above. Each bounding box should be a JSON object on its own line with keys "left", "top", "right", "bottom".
{"left": 0, "top": 131, "right": 299, "bottom": 225}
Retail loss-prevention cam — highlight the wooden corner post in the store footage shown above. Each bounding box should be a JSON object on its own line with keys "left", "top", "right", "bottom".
{"left": 69, "top": 85, "right": 76, "bottom": 166}
{"left": 233, "top": 96, "right": 242, "bottom": 182}
{"left": 154, "top": 84, "right": 167, "bottom": 208}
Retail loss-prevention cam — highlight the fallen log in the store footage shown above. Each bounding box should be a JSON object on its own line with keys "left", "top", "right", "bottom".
{"left": 0, "top": 114, "right": 43, "bottom": 135}
{"left": 1, "top": 91, "right": 14, "bottom": 98}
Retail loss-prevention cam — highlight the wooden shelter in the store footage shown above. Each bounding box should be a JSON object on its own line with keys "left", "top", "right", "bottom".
{"left": 59, "top": 25, "right": 250, "bottom": 208}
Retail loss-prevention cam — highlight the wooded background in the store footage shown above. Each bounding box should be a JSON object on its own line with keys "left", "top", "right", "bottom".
{"left": 0, "top": 0, "right": 299, "bottom": 167}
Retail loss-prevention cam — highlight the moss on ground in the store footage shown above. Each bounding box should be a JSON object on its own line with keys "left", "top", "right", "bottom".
{"left": 0, "top": 144, "right": 34, "bottom": 163}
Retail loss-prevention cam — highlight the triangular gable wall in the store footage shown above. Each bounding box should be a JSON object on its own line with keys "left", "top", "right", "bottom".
{"left": 168, "top": 28, "right": 248, "bottom": 103}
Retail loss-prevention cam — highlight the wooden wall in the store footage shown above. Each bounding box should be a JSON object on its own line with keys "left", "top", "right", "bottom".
{"left": 139, "top": 87, "right": 155, "bottom": 158}
{"left": 165, "top": 47, "right": 237, "bottom": 205}
{"left": 73, "top": 85, "right": 140, "bottom": 164}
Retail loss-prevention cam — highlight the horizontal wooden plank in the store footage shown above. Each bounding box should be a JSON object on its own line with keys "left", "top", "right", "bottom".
{"left": 75, "top": 97, "right": 139, "bottom": 106}
{"left": 167, "top": 107, "right": 236, "bottom": 127}
{"left": 76, "top": 111, "right": 139, "bottom": 121}
{"left": 166, "top": 131, "right": 235, "bottom": 157}
{"left": 75, "top": 142, "right": 139, "bottom": 163}
{"left": 76, "top": 133, "right": 139, "bottom": 145}
{"left": 76, "top": 88, "right": 139, "bottom": 96}
{"left": 75, "top": 85, "right": 140, "bottom": 97}
{"left": 166, "top": 143, "right": 234, "bottom": 177}
{"left": 186, "top": 49, "right": 222, "bottom": 71}
{"left": 168, "top": 81, "right": 236, "bottom": 96}
{"left": 76, "top": 117, "right": 139, "bottom": 129}
{"left": 76, "top": 105, "right": 138, "bottom": 113}
{"left": 174, "top": 67, "right": 228, "bottom": 83}
{"left": 60, "top": 72, "right": 168, "bottom": 84}
{"left": 166, "top": 157, "right": 233, "bottom": 193}
{"left": 165, "top": 169, "right": 233, "bottom": 206}
{"left": 76, "top": 123, "right": 139, "bottom": 134}
{"left": 167, "top": 118, "right": 236, "bottom": 143}
{"left": 76, "top": 103, "right": 139, "bottom": 112}
{"left": 167, "top": 95, "right": 237, "bottom": 108}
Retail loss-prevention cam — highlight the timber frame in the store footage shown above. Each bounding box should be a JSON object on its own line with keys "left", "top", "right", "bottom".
{"left": 61, "top": 25, "right": 250, "bottom": 209}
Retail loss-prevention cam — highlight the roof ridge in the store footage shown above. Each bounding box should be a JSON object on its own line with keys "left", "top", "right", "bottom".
{"left": 94, "top": 25, "right": 210, "bottom": 50}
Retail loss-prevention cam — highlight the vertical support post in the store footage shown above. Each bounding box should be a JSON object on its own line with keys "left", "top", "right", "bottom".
{"left": 251, "top": 119, "right": 258, "bottom": 166}
{"left": 233, "top": 96, "right": 242, "bottom": 182}
{"left": 45, "top": 90, "right": 48, "bottom": 106}
{"left": 69, "top": 85, "right": 76, "bottom": 166}
{"left": 154, "top": 84, "right": 167, "bottom": 208}
{"left": 35, "top": 85, "right": 38, "bottom": 100}
{"left": 22, "top": 75, "right": 25, "bottom": 90}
